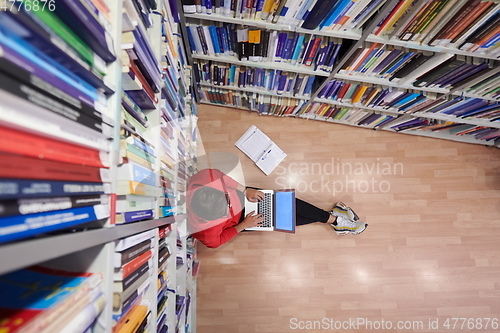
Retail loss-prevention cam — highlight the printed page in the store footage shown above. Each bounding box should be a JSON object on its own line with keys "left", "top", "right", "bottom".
{"left": 235, "top": 126, "right": 271, "bottom": 162}
{"left": 256, "top": 142, "right": 287, "bottom": 175}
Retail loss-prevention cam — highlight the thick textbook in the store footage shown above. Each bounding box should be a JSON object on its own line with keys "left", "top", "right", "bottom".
{"left": 0, "top": 125, "right": 109, "bottom": 168}
{"left": 0, "top": 266, "right": 103, "bottom": 333}
{"left": 0, "top": 194, "right": 107, "bottom": 218}
{"left": 0, "top": 204, "right": 109, "bottom": 243}
{"left": 0, "top": 179, "right": 110, "bottom": 200}
{"left": 0, "top": 152, "right": 110, "bottom": 183}
{"left": 235, "top": 125, "right": 287, "bottom": 175}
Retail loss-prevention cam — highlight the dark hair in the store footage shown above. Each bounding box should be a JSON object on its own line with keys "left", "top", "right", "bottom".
{"left": 190, "top": 187, "right": 228, "bottom": 221}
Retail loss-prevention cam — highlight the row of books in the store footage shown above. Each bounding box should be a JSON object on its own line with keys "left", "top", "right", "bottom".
{"left": 0, "top": 266, "right": 105, "bottom": 333}
{"left": 113, "top": 229, "right": 155, "bottom": 332}
{"left": 467, "top": 72, "right": 500, "bottom": 100}
{"left": 182, "top": 0, "right": 386, "bottom": 32}
{"left": 157, "top": 225, "right": 173, "bottom": 333}
{"left": 186, "top": 22, "right": 350, "bottom": 70}
{"left": 200, "top": 87, "right": 307, "bottom": 115}
{"left": 193, "top": 60, "right": 322, "bottom": 96}
{"left": 375, "top": 0, "right": 500, "bottom": 55}
{"left": 339, "top": 44, "right": 498, "bottom": 90}
{"left": 299, "top": 103, "right": 500, "bottom": 141}
{"left": 0, "top": 0, "right": 116, "bottom": 244}
{"left": 318, "top": 80, "right": 500, "bottom": 122}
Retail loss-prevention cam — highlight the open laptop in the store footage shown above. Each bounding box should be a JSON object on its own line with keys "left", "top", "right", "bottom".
{"left": 244, "top": 189, "right": 296, "bottom": 233}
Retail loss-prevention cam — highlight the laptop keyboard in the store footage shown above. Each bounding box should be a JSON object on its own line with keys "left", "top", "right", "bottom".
{"left": 257, "top": 193, "right": 273, "bottom": 228}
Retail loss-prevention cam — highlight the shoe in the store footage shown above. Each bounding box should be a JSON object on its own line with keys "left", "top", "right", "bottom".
{"left": 330, "top": 202, "right": 359, "bottom": 221}
{"left": 331, "top": 216, "right": 368, "bottom": 236}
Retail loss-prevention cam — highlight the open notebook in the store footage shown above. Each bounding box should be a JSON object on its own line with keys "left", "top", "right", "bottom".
{"left": 235, "top": 125, "right": 287, "bottom": 175}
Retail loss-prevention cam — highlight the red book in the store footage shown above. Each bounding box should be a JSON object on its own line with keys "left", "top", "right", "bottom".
{"left": 0, "top": 152, "right": 110, "bottom": 183}
{"left": 128, "top": 61, "right": 158, "bottom": 103}
{"left": 0, "top": 125, "right": 108, "bottom": 168}
{"left": 119, "top": 250, "right": 152, "bottom": 279}
{"left": 336, "top": 83, "right": 351, "bottom": 100}
{"left": 374, "top": 0, "right": 405, "bottom": 35}
{"left": 304, "top": 38, "right": 322, "bottom": 67}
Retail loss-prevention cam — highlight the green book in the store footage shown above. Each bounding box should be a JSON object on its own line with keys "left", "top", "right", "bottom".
{"left": 30, "top": 9, "right": 106, "bottom": 75}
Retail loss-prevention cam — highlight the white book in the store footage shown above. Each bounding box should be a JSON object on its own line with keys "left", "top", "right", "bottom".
{"left": 188, "top": 26, "right": 203, "bottom": 54}
{"left": 289, "top": 0, "right": 315, "bottom": 27}
{"left": 0, "top": 88, "right": 111, "bottom": 151}
{"left": 115, "top": 229, "right": 156, "bottom": 252}
{"left": 396, "top": 53, "right": 455, "bottom": 86}
{"left": 203, "top": 26, "right": 215, "bottom": 56}
{"left": 346, "top": 46, "right": 370, "bottom": 75}
{"left": 297, "top": 0, "right": 319, "bottom": 27}
{"left": 116, "top": 194, "right": 157, "bottom": 213}
{"left": 57, "top": 292, "right": 106, "bottom": 333}
{"left": 235, "top": 125, "right": 287, "bottom": 175}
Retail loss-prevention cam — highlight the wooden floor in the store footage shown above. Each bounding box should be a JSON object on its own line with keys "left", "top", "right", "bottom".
{"left": 194, "top": 104, "right": 500, "bottom": 333}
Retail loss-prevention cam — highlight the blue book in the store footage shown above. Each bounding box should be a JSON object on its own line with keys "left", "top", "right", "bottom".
{"left": 267, "top": 70, "right": 275, "bottom": 90}
{"left": 275, "top": 33, "right": 288, "bottom": 61}
{"left": 383, "top": 52, "right": 415, "bottom": 76}
{"left": 0, "top": 27, "right": 98, "bottom": 102}
{"left": 331, "top": 0, "right": 356, "bottom": 26}
{"left": 208, "top": 26, "right": 221, "bottom": 55}
{"left": 291, "top": 35, "right": 305, "bottom": 63}
{"left": 459, "top": 103, "right": 500, "bottom": 118}
{"left": 216, "top": 27, "right": 227, "bottom": 54}
{"left": 301, "top": 0, "right": 338, "bottom": 30}
{"left": 440, "top": 99, "right": 484, "bottom": 115}
{"left": 186, "top": 27, "right": 196, "bottom": 51}
{"left": 332, "top": 81, "right": 346, "bottom": 100}
{"left": 0, "top": 205, "right": 108, "bottom": 243}
{"left": 369, "top": 88, "right": 390, "bottom": 107}
{"left": 295, "top": 0, "right": 316, "bottom": 22}
{"left": 283, "top": 35, "right": 298, "bottom": 62}
{"left": 318, "top": 81, "right": 334, "bottom": 98}
{"left": 220, "top": 27, "right": 231, "bottom": 55}
{"left": 398, "top": 95, "right": 426, "bottom": 110}
{"left": 390, "top": 93, "right": 420, "bottom": 108}
{"left": 277, "top": 73, "right": 288, "bottom": 94}
{"left": 229, "top": 65, "right": 236, "bottom": 85}
{"left": 317, "top": 41, "right": 334, "bottom": 71}
{"left": 0, "top": 179, "right": 108, "bottom": 200}
{"left": 303, "top": 76, "right": 316, "bottom": 96}
{"left": 326, "top": 43, "right": 342, "bottom": 70}
{"left": 160, "top": 206, "right": 175, "bottom": 217}
{"left": 117, "top": 209, "right": 154, "bottom": 223}
{"left": 319, "top": 0, "right": 352, "bottom": 29}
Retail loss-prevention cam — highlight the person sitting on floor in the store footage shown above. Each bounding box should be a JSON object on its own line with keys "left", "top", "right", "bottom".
{"left": 187, "top": 168, "right": 368, "bottom": 248}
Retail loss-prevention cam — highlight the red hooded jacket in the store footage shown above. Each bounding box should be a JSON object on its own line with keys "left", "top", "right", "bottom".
{"left": 187, "top": 169, "right": 244, "bottom": 248}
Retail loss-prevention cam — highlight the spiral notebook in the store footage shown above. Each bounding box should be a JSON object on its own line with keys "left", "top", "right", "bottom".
{"left": 235, "top": 125, "right": 287, "bottom": 175}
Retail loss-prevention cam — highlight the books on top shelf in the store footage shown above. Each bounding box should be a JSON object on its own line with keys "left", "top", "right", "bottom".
{"left": 0, "top": 266, "right": 104, "bottom": 333}
{"left": 372, "top": 0, "right": 500, "bottom": 56}
{"left": 181, "top": 0, "right": 385, "bottom": 32}
{"left": 186, "top": 21, "right": 351, "bottom": 71}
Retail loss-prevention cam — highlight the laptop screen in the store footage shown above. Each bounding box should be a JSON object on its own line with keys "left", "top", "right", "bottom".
{"left": 274, "top": 191, "right": 295, "bottom": 233}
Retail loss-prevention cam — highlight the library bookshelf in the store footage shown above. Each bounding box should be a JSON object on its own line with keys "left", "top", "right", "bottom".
{"left": 0, "top": 0, "right": 198, "bottom": 333}
{"left": 182, "top": 0, "right": 500, "bottom": 147}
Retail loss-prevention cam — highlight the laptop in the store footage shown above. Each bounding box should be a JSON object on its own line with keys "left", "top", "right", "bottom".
{"left": 244, "top": 189, "right": 296, "bottom": 233}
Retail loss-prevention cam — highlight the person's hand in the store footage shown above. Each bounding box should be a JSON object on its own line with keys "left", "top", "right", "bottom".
{"left": 245, "top": 188, "right": 264, "bottom": 202}
{"left": 235, "top": 211, "right": 264, "bottom": 232}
